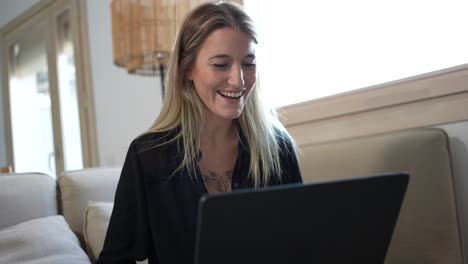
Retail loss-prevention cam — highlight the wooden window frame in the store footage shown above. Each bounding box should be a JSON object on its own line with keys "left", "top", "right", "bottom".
{"left": 281, "top": 64, "right": 468, "bottom": 147}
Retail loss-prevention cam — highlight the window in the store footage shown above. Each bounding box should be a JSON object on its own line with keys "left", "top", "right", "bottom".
{"left": 1, "top": 0, "right": 97, "bottom": 177}
{"left": 244, "top": 0, "right": 468, "bottom": 107}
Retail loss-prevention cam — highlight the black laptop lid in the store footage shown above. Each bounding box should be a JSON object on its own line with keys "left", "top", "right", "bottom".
{"left": 194, "top": 172, "right": 409, "bottom": 264}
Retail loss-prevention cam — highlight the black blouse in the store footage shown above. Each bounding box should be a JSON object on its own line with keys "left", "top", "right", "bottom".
{"left": 97, "top": 129, "right": 302, "bottom": 264}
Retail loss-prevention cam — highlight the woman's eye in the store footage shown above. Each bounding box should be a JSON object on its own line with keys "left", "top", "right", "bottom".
{"left": 212, "top": 63, "right": 229, "bottom": 69}
{"left": 242, "top": 63, "right": 256, "bottom": 68}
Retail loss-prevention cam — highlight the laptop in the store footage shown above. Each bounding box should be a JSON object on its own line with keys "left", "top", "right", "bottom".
{"left": 193, "top": 172, "right": 409, "bottom": 264}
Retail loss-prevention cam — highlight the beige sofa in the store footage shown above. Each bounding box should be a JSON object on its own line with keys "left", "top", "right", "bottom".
{"left": 0, "top": 168, "right": 122, "bottom": 264}
{"left": 0, "top": 128, "right": 464, "bottom": 263}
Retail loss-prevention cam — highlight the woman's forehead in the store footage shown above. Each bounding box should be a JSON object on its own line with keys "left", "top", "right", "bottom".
{"left": 198, "top": 27, "right": 256, "bottom": 58}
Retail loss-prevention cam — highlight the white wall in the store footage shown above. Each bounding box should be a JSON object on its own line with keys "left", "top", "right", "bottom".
{"left": 85, "top": 0, "right": 163, "bottom": 166}
{"left": 0, "top": 0, "right": 163, "bottom": 168}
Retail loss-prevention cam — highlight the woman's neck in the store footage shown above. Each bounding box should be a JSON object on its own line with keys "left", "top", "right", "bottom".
{"left": 201, "top": 114, "right": 238, "bottom": 147}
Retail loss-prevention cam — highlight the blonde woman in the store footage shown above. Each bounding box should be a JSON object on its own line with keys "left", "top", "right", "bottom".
{"left": 98, "top": 1, "right": 302, "bottom": 263}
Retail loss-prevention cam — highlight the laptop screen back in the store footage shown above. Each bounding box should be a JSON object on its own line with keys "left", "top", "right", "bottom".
{"left": 194, "top": 172, "right": 409, "bottom": 264}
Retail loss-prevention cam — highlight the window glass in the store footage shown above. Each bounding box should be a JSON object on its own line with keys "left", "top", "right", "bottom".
{"left": 245, "top": 0, "right": 468, "bottom": 107}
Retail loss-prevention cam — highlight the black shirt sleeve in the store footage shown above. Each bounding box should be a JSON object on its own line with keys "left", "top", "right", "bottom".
{"left": 283, "top": 136, "right": 303, "bottom": 184}
{"left": 97, "top": 140, "right": 156, "bottom": 264}
{"left": 272, "top": 128, "right": 303, "bottom": 185}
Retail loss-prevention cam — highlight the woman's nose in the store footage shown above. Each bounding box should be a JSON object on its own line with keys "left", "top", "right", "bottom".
{"left": 228, "top": 65, "right": 244, "bottom": 88}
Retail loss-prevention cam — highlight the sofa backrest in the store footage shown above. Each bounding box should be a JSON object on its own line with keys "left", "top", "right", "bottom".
{"left": 297, "top": 128, "right": 463, "bottom": 264}
{"left": 57, "top": 167, "right": 121, "bottom": 242}
{"left": 0, "top": 173, "right": 58, "bottom": 229}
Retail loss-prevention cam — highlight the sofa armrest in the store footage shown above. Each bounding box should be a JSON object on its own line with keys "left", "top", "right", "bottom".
{"left": 58, "top": 167, "right": 121, "bottom": 242}
{"left": 0, "top": 173, "right": 58, "bottom": 229}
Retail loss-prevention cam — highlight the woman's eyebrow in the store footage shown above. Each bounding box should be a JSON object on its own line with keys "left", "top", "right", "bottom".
{"left": 208, "top": 54, "right": 255, "bottom": 60}
{"left": 208, "top": 54, "right": 231, "bottom": 60}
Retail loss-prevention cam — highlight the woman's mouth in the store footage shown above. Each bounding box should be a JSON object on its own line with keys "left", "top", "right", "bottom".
{"left": 217, "top": 90, "right": 245, "bottom": 99}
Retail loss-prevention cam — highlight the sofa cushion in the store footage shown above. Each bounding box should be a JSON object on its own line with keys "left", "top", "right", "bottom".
{"left": 0, "top": 173, "right": 58, "bottom": 229}
{"left": 297, "top": 128, "right": 462, "bottom": 264}
{"left": 83, "top": 201, "right": 113, "bottom": 262}
{"left": 83, "top": 202, "right": 148, "bottom": 264}
{"left": 58, "top": 167, "right": 121, "bottom": 243}
{"left": 0, "top": 215, "right": 90, "bottom": 264}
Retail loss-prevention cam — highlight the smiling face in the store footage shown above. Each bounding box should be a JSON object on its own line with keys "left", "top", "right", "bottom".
{"left": 188, "top": 27, "right": 257, "bottom": 121}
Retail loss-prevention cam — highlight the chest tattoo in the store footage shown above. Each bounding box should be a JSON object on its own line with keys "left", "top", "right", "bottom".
{"left": 202, "top": 170, "right": 233, "bottom": 192}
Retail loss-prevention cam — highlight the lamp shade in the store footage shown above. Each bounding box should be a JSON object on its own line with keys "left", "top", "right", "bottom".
{"left": 111, "top": 0, "right": 197, "bottom": 75}
{"left": 111, "top": 0, "right": 243, "bottom": 76}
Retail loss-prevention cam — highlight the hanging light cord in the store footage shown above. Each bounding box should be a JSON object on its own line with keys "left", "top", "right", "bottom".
{"left": 159, "top": 64, "right": 165, "bottom": 99}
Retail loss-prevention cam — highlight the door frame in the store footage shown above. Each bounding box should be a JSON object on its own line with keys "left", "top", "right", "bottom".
{"left": 0, "top": 0, "right": 99, "bottom": 174}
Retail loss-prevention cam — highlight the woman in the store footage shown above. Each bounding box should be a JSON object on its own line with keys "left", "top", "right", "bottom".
{"left": 97, "top": 1, "right": 302, "bottom": 263}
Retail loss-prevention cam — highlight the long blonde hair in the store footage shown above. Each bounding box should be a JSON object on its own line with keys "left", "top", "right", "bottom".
{"left": 146, "top": 1, "right": 294, "bottom": 187}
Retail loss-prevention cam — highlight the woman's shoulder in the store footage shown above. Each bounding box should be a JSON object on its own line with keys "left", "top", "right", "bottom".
{"left": 273, "top": 128, "right": 300, "bottom": 161}
{"left": 240, "top": 126, "right": 294, "bottom": 153}
{"left": 274, "top": 127, "right": 294, "bottom": 146}
{"left": 127, "top": 129, "right": 183, "bottom": 171}
{"left": 130, "top": 129, "right": 180, "bottom": 153}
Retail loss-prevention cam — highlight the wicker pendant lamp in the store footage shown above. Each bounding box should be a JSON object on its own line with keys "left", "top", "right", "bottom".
{"left": 111, "top": 0, "right": 243, "bottom": 97}
{"left": 111, "top": 0, "right": 200, "bottom": 75}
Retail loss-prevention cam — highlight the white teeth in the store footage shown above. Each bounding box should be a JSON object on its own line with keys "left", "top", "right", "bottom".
{"left": 218, "top": 90, "right": 243, "bottom": 98}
